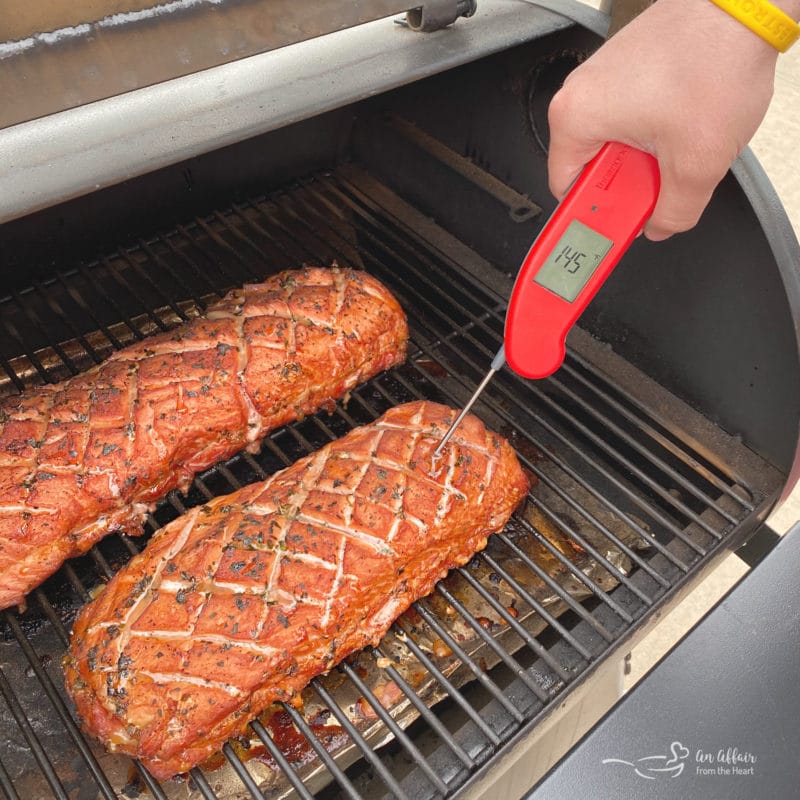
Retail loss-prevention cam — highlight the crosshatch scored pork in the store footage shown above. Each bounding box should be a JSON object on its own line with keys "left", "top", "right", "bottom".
{"left": 0, "top": 267, "right": 408, "bottom": 610}
{"left": 64, "top": 401, "right": 529, "bottom": 778}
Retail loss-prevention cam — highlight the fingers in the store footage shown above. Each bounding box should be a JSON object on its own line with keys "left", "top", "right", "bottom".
{"left": 546, "top": 90, "right": 605, "bottom": 201}
{"left": 549, "top": 81, "right": 727, "bottom": 242}
{"left": 642, "top": 155, "right": 722, "bottom": 241}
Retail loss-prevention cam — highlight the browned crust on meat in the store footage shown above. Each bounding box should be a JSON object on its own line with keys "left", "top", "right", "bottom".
{"left": 64, "top": 401, "right": 528, "bottom": 778}
{"left": 0, "top": 267, "right": 407, "bottom": 609}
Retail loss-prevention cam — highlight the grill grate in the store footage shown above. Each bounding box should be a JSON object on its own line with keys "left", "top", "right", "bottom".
{"left": 0, "top": 165, "right": 775, "bottom": 800}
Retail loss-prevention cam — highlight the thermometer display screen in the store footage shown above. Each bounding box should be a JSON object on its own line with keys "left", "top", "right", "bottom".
{"left": 534, "top": 219, "right": 614, "bottom": 302}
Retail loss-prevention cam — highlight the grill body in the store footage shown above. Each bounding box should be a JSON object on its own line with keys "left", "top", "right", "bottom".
{"left": 0, "top": 3, "right": 798, "bottom": 799}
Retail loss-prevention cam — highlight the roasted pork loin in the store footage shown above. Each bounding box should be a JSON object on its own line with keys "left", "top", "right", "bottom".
{"left": 0, "top": 267, "right": 407, "bottom": 609}
{"left": 64, "top": 401, "right": 528, "bottom": 778}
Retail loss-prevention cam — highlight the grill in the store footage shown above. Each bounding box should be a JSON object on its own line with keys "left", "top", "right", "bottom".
{"left": 1, "top": 2, "right": 798, "bottom": 798}
{"left": 0, "top": 163, "right": 781, "bottom": 800}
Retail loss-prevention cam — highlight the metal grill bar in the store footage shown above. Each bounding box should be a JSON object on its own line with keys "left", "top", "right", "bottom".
{"left": 32, "top": 591, "right": 73, "bottom": 647}
{"left": 72, "top": 264, "right": 141, "bottom": 345}
{"left": 33, "top": 282, "right": 102, "bottom": 365}
{"left": 250, "top": 720, "right": 317, "bottom": 800}
{"left": 477, "top": 551, "right": 593, "bottom": 661}
{"left": 174, "top": 221, "right": 253, "bottom": 286}
{"left": 369, "top": 646, "right": 476, "bottom": 771}
{"left": 432, "top": 582, "right": 558, "bottom": 698}
{"left": 56, "top": 271, "right": 126, "bottom": 350}
{"left": 167, "top": 225, "right": 238, "bottom": 291}
{"left": 555, "top": 377, "right": 738, "bottom": 511}
{"left": 0, "top": 357, "right": 25, "bottom": 392}
{"left": 338, "top": 662, "right": 450, "bottom": 796}
{"left": 11, "top": 289, "right": 80, "bottom": 375}
{"left": 116, "top": 248, "right": 191, "bottom": 323}
{"left": 136, "top": 238, "right": 215, "bottom": 310}
{"left": 560, "top": 358, "right": 755, "bottom": 509}
{"left": 188, "top": 768, "right": 222, "bottom": 800}
{"left": 286, "top": 692, "right": 381, "bottom": 800}
{"left": 445, "top": 571, "right": 570, "bottom": 682}
{"left": 408, "top": 603, "right": 525, "bottom": 725}
{"left": 518, "top": 464, "right": 676, "bottom": 587}
{"left": 0, "top": 165, "right": 775, "bottom": 800}
{"left": 100, "top": 254, "right": 172, "bottom": 333}
{"left": 492, "top": 532, "right": 614, "bottom": 642}
{"left": 0, "top": 314, "right": 51, "bottom": 382}
{"left": 514, "top": 513, "right": 634, "bottom": 624}
{"left": 0, "top": 758, "right": 20, "bottom": 800}
{"left": 386, "top": 627, "right": 502, "bottom": 747}
{"left": 2, "top": 612, "right": 117, "bottom": 800}
{"left": 566, "top": 347, "right": 757, "bottom": 496}
{"left": 522, "top": 379, "right": 727, "bottom": 539}
{"left": 0, "top": 667, "right": 69, "bottom": 800}
{"left": 135, "top": 764, "right": 170, "bottom": 800}
{"left": 61, "top": 562, "right": 95, "bottom": 603}
{"left": 193, "top": 216, "right": 265, "bottom": 282}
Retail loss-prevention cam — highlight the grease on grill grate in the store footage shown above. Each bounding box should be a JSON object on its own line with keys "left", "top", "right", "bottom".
{"left": 0, "top": 167, "right": 762, "bottom": 800}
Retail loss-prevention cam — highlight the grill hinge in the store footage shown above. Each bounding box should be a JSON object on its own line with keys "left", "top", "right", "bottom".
{"left": 405, "top": 0, "right": 478, "bottom": 31}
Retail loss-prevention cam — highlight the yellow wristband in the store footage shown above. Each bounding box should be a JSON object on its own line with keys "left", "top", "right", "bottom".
{"left": 707, "top": 0, "right": 800, "bottom": 51}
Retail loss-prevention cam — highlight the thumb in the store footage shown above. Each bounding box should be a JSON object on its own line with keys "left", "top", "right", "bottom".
{"left": 546, "top": 91, "right": 605, "bottom": 200}
{"left": 644, "top": 159, "right": 717, "bottom": 241}
{"left": 547, "top": 134, "right": 604, "bottom": 201}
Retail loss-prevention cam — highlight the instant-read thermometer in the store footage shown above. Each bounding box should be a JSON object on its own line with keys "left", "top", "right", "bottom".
{"left": 434, "top": 142, "right": 660, "bottom": 456}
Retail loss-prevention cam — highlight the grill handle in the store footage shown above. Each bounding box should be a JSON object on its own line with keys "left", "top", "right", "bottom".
{"left": 406, "top": 0, "right": 477, "bottom": 31}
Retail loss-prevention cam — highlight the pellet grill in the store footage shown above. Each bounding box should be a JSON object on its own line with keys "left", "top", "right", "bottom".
{"left": 1, "top": 1, "right": 799, "bottom": 799}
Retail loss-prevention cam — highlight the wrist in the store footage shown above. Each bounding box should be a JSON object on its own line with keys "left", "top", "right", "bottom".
{"left": 655, "top": 0, "right": 786, "bottom": 56}
{"left": 681, "top": 0, "right": 800, "bottom": 52}
{"left": 670, "top": 0, "right": 800, "bottom": 20}
{"left": 771, "top": 0, "right": 800, "bottom": 17}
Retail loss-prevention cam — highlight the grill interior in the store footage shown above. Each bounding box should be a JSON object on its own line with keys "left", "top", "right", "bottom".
{"left": 0, "top": 160, "right": 781, "bottom": 800}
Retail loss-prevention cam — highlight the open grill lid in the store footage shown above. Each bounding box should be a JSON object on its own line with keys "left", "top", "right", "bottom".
{"left": 0, "top": 0, "right": 479, "bottom": 130}
{"left": 0, "top": 0, "right": 575, "bottom": 225}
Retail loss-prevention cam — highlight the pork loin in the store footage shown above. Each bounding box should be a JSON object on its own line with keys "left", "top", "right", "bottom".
{"left": 64, "top": 401, "right": 528, "bottom": 778}
{"left": 0, "top": 267, "right": 407, "bottom": 609}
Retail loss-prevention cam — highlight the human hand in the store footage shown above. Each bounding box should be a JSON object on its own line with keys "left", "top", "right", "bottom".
{"left": 547, "top": 0, "right": 785, "bottom": 240}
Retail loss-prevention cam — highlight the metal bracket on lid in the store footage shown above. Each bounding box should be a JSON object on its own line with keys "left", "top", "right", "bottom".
{"left": 405, "top": 0, "right": 477, "bottom": 31}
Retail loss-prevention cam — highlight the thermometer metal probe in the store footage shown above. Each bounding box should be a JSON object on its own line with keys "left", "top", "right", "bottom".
{"left": 434, "top": 142, "right": 660, "bottom": 457}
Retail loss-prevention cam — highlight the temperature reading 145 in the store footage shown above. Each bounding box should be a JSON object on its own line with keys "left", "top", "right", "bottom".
{"left": 534, "top": 219, "right": 615, "bottom": 303}
{"left": 554, "top": 244, "right": 590, "bottom": 274}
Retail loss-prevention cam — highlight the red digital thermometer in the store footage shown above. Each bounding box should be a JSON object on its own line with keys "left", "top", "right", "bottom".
{"left": 505, "top": 142, "right": 660, "bottom": 378}
{"left": 434, "top": 143, "right": 660, "bottom": 457}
